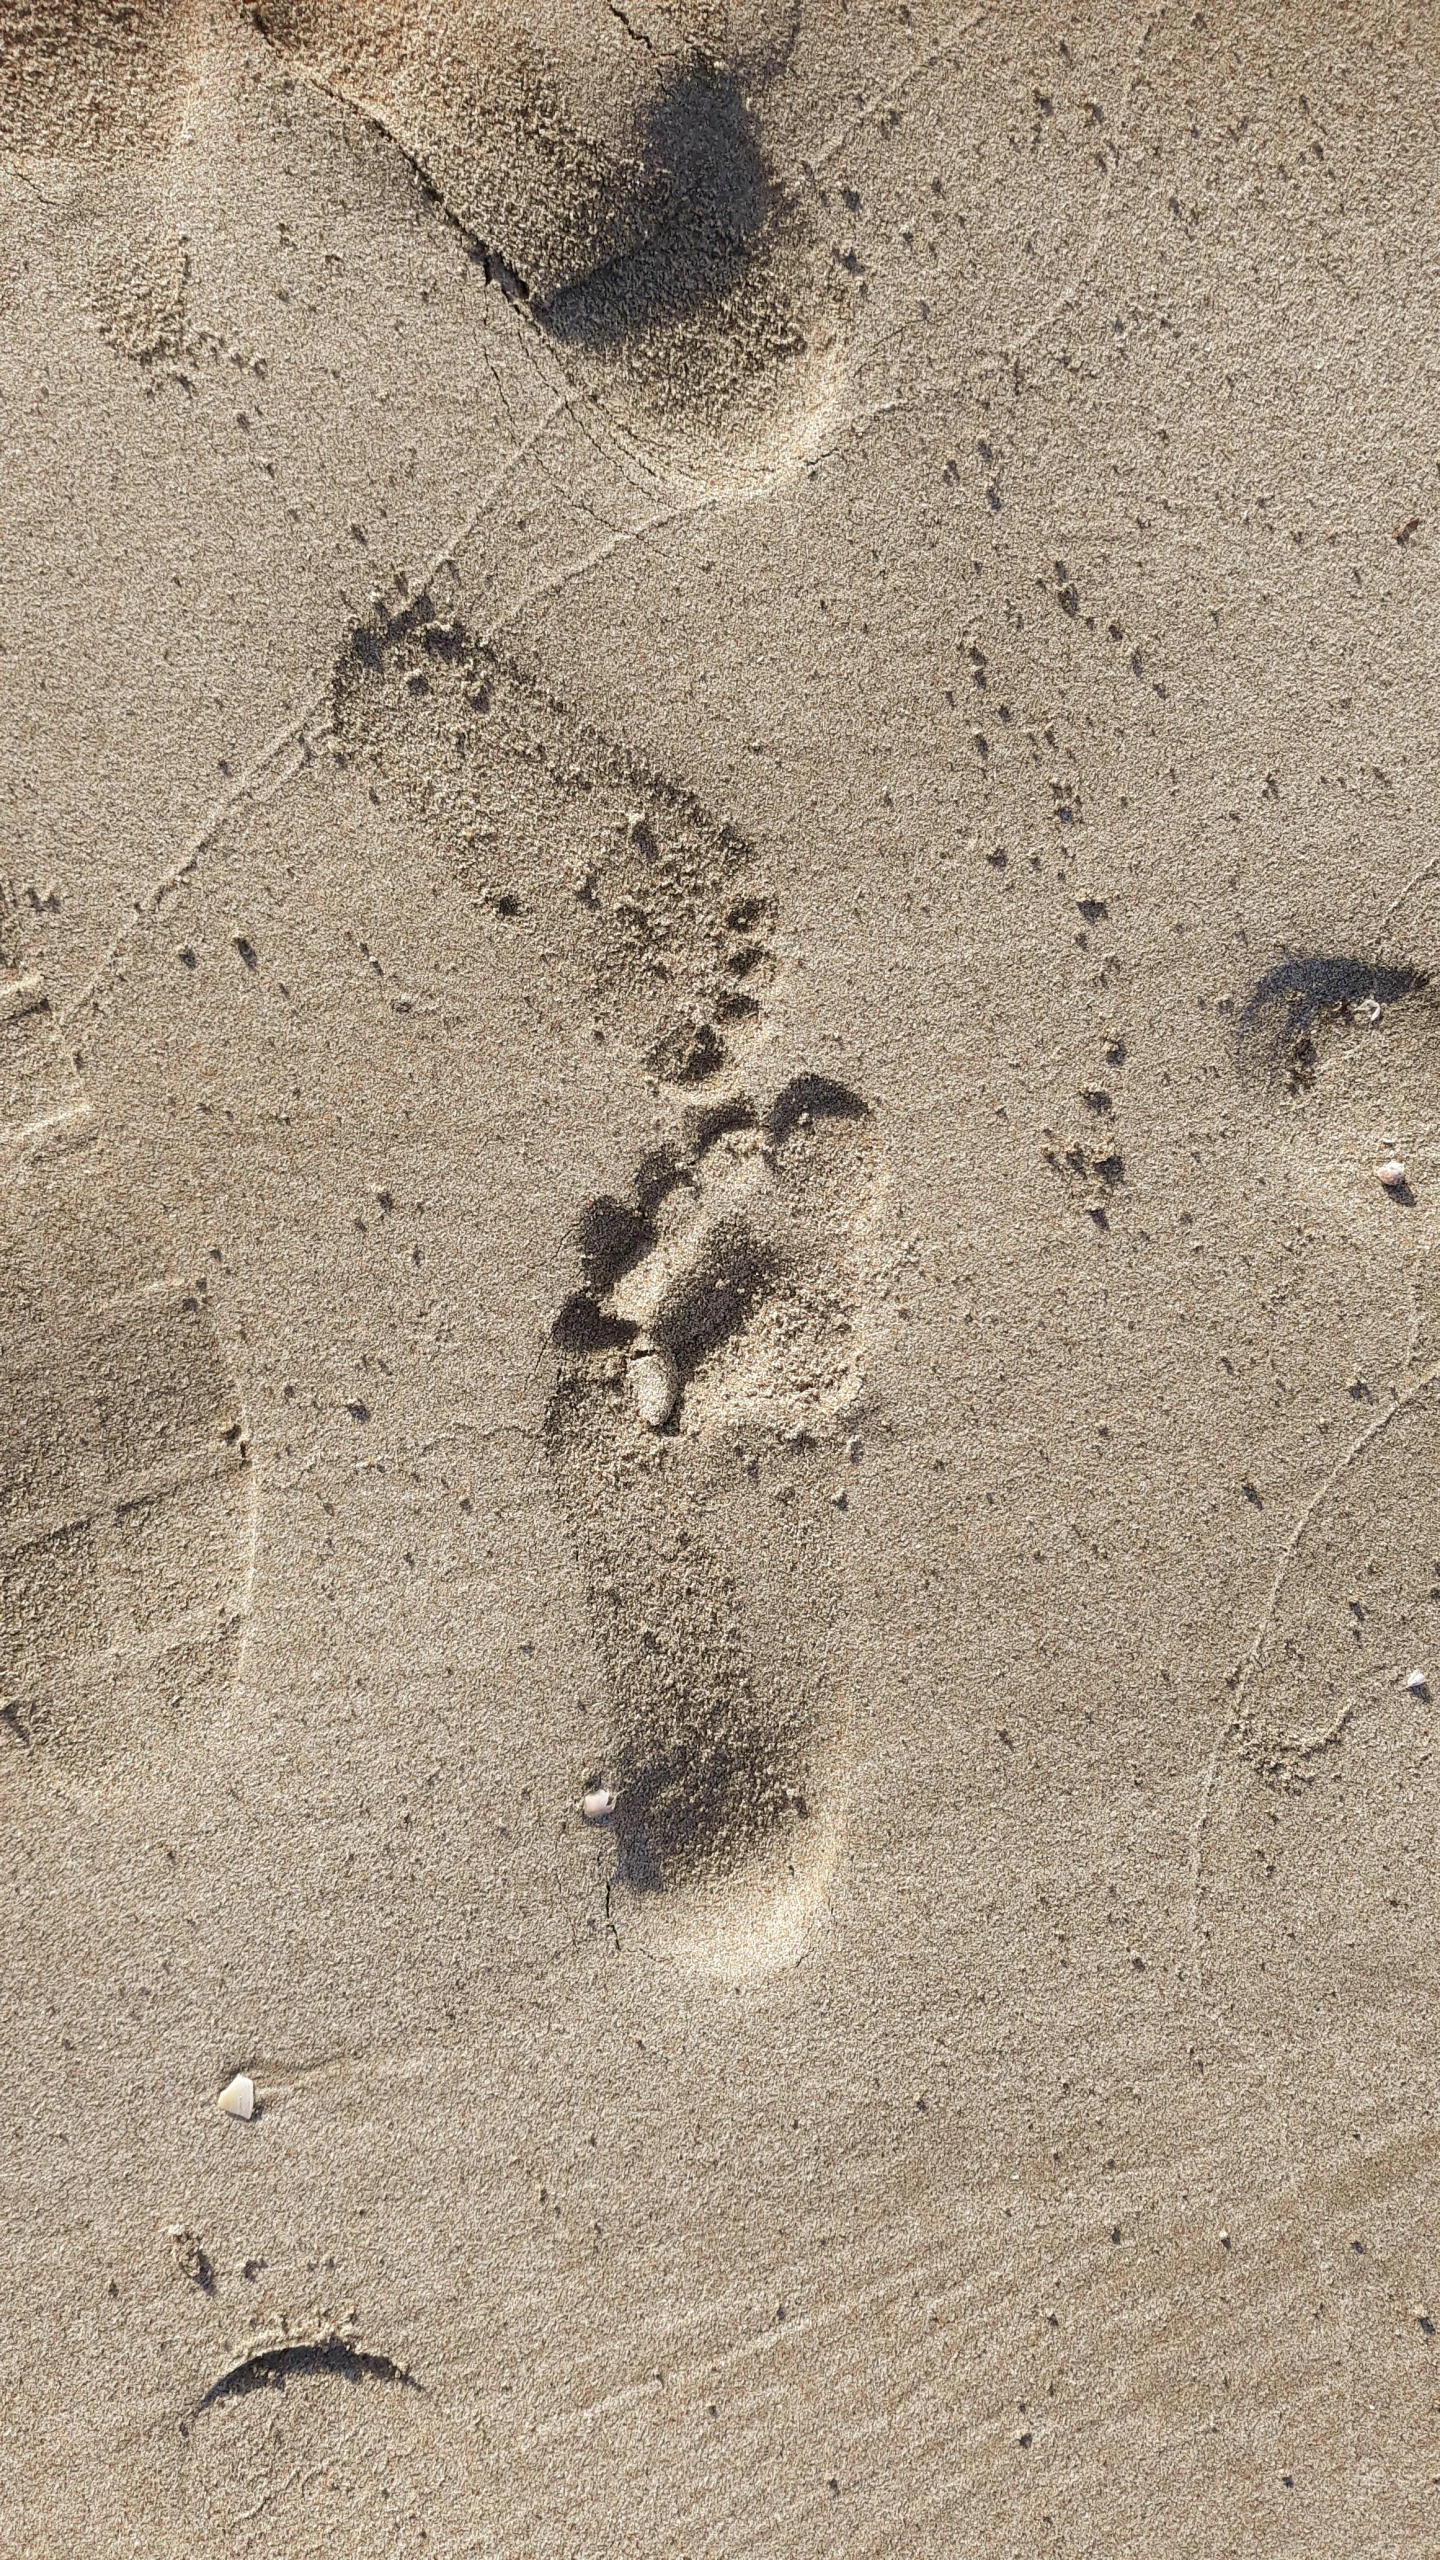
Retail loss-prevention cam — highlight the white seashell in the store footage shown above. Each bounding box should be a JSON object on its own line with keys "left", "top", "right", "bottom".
{"left": 217, "top": 2073, "right": 254, "bottom": 2121}
{"left": 1378, "top": 1158, "right": 1408, "bottom": 1190}
{"left": 581, "top": 1788, "right": 613, "bottom": 1824}
{"left": 1407, "top": 1669, "right": 1430, "bottom": 1697}
{"left": 629, "top": 1344, "right": 679, "bottom": 1429}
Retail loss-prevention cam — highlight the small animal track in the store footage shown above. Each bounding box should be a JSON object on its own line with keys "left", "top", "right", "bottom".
{"left": 548, "top": 1071, "right": 883, "bottom": 1971}
{"left": 0, "top": 1278, "right": 252, "bottom": 1760}
{"left": 332, "top": 590, "right": 777, "bottom": 1087}
{"left": 251, "top": 0, "right": 845, "bottom": 469}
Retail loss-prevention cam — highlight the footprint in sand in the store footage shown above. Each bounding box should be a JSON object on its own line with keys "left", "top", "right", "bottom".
{"left": 330, "top": 587, "right": 779, "bottom": 1090}
{"left": 0, "top": 972, "right": 253, "bottom": 1765}
{"left": 330, "top": 581, "right": 886, "bottom": 1972}
{"left": 0, "top": 969, "right": 87, "bottom": 1161}
{"left": 251, "top": 0, "right": 846, "bottom": 475}
{"left": 0, "top": 1273, "right": 253, "bottom": 1762}
{"left": 547, "top": 1071, "right": 884, "bottom": 1977}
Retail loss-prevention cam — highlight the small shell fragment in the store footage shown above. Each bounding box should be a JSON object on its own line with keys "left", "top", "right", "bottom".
{"left": 1408, "top": 1669, "right": 1430, "bottom": 1697}
{"left": 1378, "top": 1158, "right": 1408, "bottom": 1191}
{"left": 217, "top": 2073, "right": 254, "bottom": 2121}
{"left": 581, "top": 1788, "right": 613, "bottom": 1825}
{"left": 629, "top": 1344, "right": 680, "bottom": 1430}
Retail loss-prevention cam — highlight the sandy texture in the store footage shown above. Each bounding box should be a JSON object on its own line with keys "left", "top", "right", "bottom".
{"left": 6, "top": 2, "right": 1440, "bottom": 2552}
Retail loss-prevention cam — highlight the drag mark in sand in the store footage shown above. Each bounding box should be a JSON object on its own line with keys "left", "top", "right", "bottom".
{"left": 1187, "top": 1357, "right": 1440, "bottom": 1977}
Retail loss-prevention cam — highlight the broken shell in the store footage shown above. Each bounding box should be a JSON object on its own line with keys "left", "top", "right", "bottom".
{"left": 1408, "top": 1669, "right": 1430, "bottom": 1697}
{"left": 581, "top": 1788, "right": 614, "bottom": 1825}
{"left": 217, "top": 2073, "right": 254, "bottom": 2121}
{"left": 628, "top": 1344, "right": 679, "bottom": 1430}
{"left": 1378, "top": 1158, "right": 1408, "bottom": 1191}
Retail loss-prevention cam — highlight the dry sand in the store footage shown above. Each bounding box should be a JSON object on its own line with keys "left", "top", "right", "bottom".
{"left": 5, "top": 2, "right": 1440, "bottom": 2552}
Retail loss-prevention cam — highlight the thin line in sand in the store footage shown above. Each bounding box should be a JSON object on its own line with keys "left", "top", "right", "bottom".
{"left": 58, "top": 394, "right": 573, "bottom": 1034}
{"left": 1186, "top": 1357, "right": 1440, "bottom": 1980}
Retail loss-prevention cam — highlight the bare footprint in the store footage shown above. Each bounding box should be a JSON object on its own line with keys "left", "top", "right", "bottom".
{"left": 0, "top": 972, "right": 253, "bottom": 1765}
{"left": 180, "top": 2324, "right": 427, "bottom": 2558}
{"left": 547, "top": 1070, "right": 884, "bottom": 1976}
{"left": 1211, "top": 1372, "right": 1440, "bottom": 1796}
{"left": 250, "top": 0, "right": 845, "bottom": 473}
{"left": 331, "top": 588, "right": 778, "bottom": 1089}
{"left": 0, "top": 968, "right": 87, "bottom": 1161}
{"left": 0, "top": 1276, "right": 252, "bottom": 1760}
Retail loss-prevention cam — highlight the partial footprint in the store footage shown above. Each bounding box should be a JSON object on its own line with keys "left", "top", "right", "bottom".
{"left": 181, "top": 2324, "right": 428, "bottom": 2559}
{"left": 0, "top": 1277, "right": 252, "bottom": 1759}
{"left": 331, "top": 589, "right": 777, "bottom": 1089}
{"left": 0, "top": 970, "right": 88, "bottom": 1161}
{"left": 0, "top": 982, "right": 252, "bottom": 1764}
{"left": 251, "top": 0, "right": 845, "bottom": 472}
{"left": 548, "top": 1071, "right": 884, "bottom": 1976}
{"left": 1225, "top": 1375, "right": 1440, "bottom": 1791}
{"left": 1194, "top": 1370, "right": 1440, "bottom": 2323}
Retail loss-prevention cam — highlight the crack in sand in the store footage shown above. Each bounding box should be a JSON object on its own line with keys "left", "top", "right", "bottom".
{"left": 1186, "top": 1356, "right": 1440, "bottom": 1981}
{"left": 799, "top": 4, "right": 996, "bottom": 178}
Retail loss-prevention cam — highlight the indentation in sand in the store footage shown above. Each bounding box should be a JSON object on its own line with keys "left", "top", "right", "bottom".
{"left": 330, "top": 589, "right": 778, "bottom": 1088}
{"left": 251, "top": 0, "right": 847, "bottom": 472}
{"left": 549, "top": 1073, "right": 885, "bottom": 1975}
{"left": 0, "top": 1277, "right": 253, "bottom": 1758}
{"left": 0, "top": 972, "right": 90, "bottom": 1162}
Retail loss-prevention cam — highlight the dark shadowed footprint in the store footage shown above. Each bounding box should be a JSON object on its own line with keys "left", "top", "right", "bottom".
{"left": 251, "top": 0, "right": 846, "bottom": 473}
{"left": 548, "top": 1071, "right": 885, "bottom": 1976}
{"left": 331, "top": 588, "right": 779, "bottom": 1090}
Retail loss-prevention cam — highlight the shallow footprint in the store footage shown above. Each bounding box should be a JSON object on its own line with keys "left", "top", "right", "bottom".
{"left": 0, "top": 1275, "right": 253, "bottom": 1761}
{"left": 331, "top": 592, "right": 779, "bottom": 1092}
{"left": 1196, "top": 1370, "right": 1440, "bottom": 2316}
{"left": 547, "top": 1071, "right": 884, "bottom": 1977}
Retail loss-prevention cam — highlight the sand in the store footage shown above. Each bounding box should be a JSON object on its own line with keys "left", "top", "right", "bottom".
{"left": 5, "top": 3, "right": 1440, "bottom": 2552}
